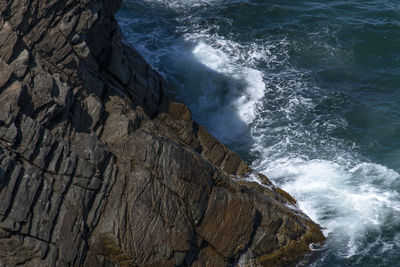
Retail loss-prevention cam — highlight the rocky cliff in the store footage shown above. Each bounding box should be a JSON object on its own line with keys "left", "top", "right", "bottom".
{"left": 0, "top": 0, "right": 325, "bottom": 266}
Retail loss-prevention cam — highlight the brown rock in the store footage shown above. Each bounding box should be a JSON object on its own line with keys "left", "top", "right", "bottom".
{"left": 196, "top": 187, "right": 255, "bottom": 258}
{"left": 168, "top": 101, "right": 192, "bottom": 121}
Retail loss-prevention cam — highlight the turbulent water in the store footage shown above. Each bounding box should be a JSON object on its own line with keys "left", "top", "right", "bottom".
{"left": 117, "top": 0, "right": 400, "bottom": 265}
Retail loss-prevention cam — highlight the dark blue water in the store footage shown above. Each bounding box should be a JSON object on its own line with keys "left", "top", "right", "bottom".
{"left": 117, "top": 1, "right": 400, "bottom": 265}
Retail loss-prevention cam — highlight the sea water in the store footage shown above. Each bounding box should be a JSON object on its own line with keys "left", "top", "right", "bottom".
{"left": 117, "top": 0, "right": 400, "bottom": 265}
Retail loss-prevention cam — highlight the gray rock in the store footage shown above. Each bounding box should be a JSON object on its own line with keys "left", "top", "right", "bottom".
{"left": 9, "top": 49, "right": 29, "bottom": 78}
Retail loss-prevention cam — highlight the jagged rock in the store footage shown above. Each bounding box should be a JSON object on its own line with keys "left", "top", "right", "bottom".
{"left": 0, "top": 0, "right": 325, "bottom": 266}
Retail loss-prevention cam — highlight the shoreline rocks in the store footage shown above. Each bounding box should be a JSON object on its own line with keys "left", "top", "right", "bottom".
{"left": 0, "top": 0, "right": 325, "bottom": 266}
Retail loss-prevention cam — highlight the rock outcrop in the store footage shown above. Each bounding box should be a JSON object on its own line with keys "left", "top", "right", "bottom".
{"left": 0, "top": 0, "right": 325, "bottom": 266}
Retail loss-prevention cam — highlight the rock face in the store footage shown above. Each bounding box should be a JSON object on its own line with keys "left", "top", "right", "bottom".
{"left": 0, "top": 0, "right": 325, "bottom": 266}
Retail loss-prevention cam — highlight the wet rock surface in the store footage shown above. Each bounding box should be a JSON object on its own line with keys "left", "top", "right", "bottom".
{"left": 0, "top": 0, "right": 325, "bottom": 266}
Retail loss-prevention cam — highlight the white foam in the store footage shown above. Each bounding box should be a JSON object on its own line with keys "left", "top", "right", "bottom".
{"left": 191, "top": 41, "right": 265, "bottom": 124}
{"left": 255, "top": 156, "right": 400, "bottom": 258}
{"left": 241, "top": 172, "right": 275, "bottom": 190}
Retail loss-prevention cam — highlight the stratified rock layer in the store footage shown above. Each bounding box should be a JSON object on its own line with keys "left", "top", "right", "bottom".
{"left": 0, "top": 0, "right": 325, "bottom": 266}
